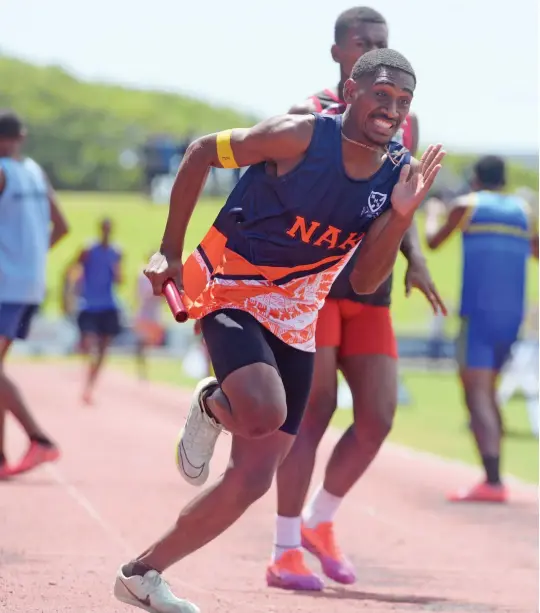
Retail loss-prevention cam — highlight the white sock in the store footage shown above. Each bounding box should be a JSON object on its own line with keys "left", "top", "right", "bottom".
{"left": 302, "top": 484, "right": 343, "bottom": 529}
{"left": 272, "top": 515, "right": 302, "bottom": 561}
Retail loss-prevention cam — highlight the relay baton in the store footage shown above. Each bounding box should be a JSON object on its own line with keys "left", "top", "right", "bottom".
{"left": 162, "top": 279, "right": 188, "bottom": 323}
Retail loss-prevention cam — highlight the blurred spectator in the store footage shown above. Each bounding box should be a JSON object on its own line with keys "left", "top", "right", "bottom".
{"left": 134, "top": 258, "right": 165, "bottom": 381}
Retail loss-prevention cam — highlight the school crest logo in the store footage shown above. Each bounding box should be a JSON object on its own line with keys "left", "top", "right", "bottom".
{"left": 368, "top": 191, "right": 387, "bottom": 214}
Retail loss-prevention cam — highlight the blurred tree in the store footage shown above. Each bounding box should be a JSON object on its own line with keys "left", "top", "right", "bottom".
{"left": 0, "top": 55, "right": 256, "bottom": 191}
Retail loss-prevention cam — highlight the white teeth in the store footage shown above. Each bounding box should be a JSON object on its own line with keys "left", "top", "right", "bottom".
{"left": 374, "top": 119, "right": 392, "bottom": 129}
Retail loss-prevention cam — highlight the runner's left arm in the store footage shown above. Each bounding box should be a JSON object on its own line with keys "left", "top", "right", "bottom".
{"left": 350, "top": 146, "right": 445, "bottom": 312}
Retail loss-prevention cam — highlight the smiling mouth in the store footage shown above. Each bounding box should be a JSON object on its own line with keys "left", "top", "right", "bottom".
{"left": 372, "top": 117, "right": 396, "bottom": 131}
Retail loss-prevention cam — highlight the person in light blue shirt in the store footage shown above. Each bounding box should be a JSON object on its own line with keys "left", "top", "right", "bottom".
{"left": 0, "top": 110, "right": 69, "bottom": 479}
{"left": 426, "top": 155, "right": 538, "bottom": 503}
{"left": 67, "top": 218, "right": 123, "bottom": 405}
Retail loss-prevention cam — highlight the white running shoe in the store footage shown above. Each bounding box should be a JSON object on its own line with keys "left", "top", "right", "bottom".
{"left": 175, "top": 377, "right": 223, "bottom": 486}
{"left": 113, "top": 566, "right": 200, "bottom": 613}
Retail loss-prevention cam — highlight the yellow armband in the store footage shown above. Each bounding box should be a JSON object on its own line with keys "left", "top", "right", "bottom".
{"left": 216, "top": 130, "right": 239, "bottom": 169}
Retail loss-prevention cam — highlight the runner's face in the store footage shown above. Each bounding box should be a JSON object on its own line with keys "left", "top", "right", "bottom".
{"left": 332, "top": 22, "right": 389, "bottom": 79}
{"left": 344, "top": 67, "right": 414, "bottom": 146}
{"left": 0, "top": 135, "right": 23, "bottom": 157}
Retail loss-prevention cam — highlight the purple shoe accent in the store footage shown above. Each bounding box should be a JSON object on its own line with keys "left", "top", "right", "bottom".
{"left": 266, "top": 568, "right": 324, "bottom": 591}
{"left": 302, "top": 534, "right": 357, "bottom": 585}
{"left": 319, "top": 556, "right": 356, "bottom": 584}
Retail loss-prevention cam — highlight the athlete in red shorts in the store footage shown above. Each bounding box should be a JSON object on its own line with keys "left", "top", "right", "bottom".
{"left": 267, "top": 7, "right": 446, "bottom": 590}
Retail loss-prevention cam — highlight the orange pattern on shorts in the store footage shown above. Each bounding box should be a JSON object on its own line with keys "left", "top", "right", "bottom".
{"left": 182, "top": 226, "right": 358, "bottom": 352}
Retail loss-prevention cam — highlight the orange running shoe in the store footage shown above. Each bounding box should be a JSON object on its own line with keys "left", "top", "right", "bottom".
{"left": 447, "top": 481, "right": 508, "bottom": 503}
{"left": 10, "top": 442, "right": 60, "bottom": 476}
{"left": 301, "top": 522, "right": 356, "bottom": 584}
{"left": 266, "top": 549, "right": 324, "bottom": 591}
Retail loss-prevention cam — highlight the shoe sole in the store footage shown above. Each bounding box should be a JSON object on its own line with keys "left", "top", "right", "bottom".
{"left": 114, "top": 579, "right": 156, "bottom": 613}
{"left": 114, "top": 578, "right": 201, "bottom": 613}
{"left": 9, "top": 449, "right": 60, "bottom": 477}
{"left": 448, "top": 496, "right": 508, "bottom": 503}
{"left": 266, "top": 571, "right": 324, "bottom": 591}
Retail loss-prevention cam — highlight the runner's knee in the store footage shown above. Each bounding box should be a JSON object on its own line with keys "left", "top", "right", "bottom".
{"left": 352, "top": 393, "right": 396, "bottom": 443}
{"left": 222, "top": 364, "right": 287, "bottom": 438}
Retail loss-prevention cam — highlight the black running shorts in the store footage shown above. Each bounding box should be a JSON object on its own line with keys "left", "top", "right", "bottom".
{"left": 200, "top": 308, "right": 314, "bottom": 435}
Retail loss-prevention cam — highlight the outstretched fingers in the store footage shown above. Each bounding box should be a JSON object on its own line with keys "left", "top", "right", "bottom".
{"left": 420, "top": 148, "right": 446, "bottom": 194}
{"left": 424, "top": 149, "right": 446, "bottom": 187}
{"left": 420, "top": 144, "right": 443, "bottom": 173}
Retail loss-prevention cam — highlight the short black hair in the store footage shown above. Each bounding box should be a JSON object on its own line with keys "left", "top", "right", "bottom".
{"left": 0, "top": 110, "right": 24, "bottom": 139}
{"left": 334, "top": 7, "right": 386, "bottom": 44}
{"left": 473, "top": 155, "right": 506, "bottom": 189}
{"left": 351, "top": 48, "right": 416, "bottom": 87}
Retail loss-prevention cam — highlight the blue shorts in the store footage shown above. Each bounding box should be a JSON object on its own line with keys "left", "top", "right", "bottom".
{"left": 0, "top": 303, "right": 38, "bottom": 341}
{"left": 456, "top": 315, "right": 521, "bottom": 371}
{"left": 77, "top": 309, "right": 121, "bottom": 338}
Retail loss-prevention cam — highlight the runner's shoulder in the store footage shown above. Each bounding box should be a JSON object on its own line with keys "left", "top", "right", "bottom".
{"left": 288, "top": 88, "right": 341, "bottom": 115}
{"left": 288, "top": 98, "right": 320, "bottom": 115}
{"left": 259, "top": 112, "right": 316, "bottom": 138}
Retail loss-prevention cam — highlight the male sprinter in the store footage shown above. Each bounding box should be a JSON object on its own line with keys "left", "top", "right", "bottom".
{"left": 113, "top": 49, "right": 445, "bottom": 613}
{"left": 290, "top": 7, "right": 419, "bottom": 153}
{"left": 426, "top": 155, "right": 538, "bottom": 502}
{"left": 0, "top": 110, "right": 68, "bottom": 478}
{"left": 70, "top": 218, "right": 123, "bottom": 404}
{"left": 267, "top": 6, "right": 444, "bottom": 590}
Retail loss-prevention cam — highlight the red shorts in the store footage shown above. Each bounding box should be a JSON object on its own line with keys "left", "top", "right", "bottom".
{"left": 316, "top": 299, "right": 397, "bottom": 359}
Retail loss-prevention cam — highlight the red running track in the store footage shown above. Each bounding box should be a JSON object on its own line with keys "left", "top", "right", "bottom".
{"left": 0, "top": 363, "right": 537, "bottom": 613}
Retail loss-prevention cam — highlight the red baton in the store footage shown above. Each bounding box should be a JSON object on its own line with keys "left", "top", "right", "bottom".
{"left": 162, "top": 279, "right": 188, "bottom": 323}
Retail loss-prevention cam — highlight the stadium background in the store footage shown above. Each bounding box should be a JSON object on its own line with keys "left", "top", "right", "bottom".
{"left": 0, "top": 52, "right": 537, "bottom": 484}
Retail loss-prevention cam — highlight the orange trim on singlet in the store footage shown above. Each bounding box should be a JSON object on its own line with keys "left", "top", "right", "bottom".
{"left": 184, "top": 254, "right": 352, "bottom": 352}
{"left": 192, "top": 224, "right": 351, "bottom": 281}
{"left": 181, "top": 221, "right": 361, "bottom": 351}
{"left": 198, "top": 225, "right": 228, "bottom": 268}
{"left": 217, "top": 248, "right": 344, "bottom": 280}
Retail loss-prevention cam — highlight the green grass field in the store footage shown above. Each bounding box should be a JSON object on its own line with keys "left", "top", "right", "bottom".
{"left": 107, "top": 354, "right": 538, "bottom": 483}
{"left": 46, "top": 191, "right": 539, "bottom": 335}
{"left": 44, "top": 191, "right": 221, "bottom": 319}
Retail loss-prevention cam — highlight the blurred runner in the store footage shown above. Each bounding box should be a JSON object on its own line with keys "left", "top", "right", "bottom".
{"left": 0, "top": 110, "right": 68, "bottom": 478}
{"left": 69, "top": 218, "right": 123, "bottom": 405}
{"left": 426, "top": 155, "right": 538, "bottom": 502}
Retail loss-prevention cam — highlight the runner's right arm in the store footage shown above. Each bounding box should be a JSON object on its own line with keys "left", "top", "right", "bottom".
{"left": 159, "top": 114, "right": 315, "bottom": 261}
